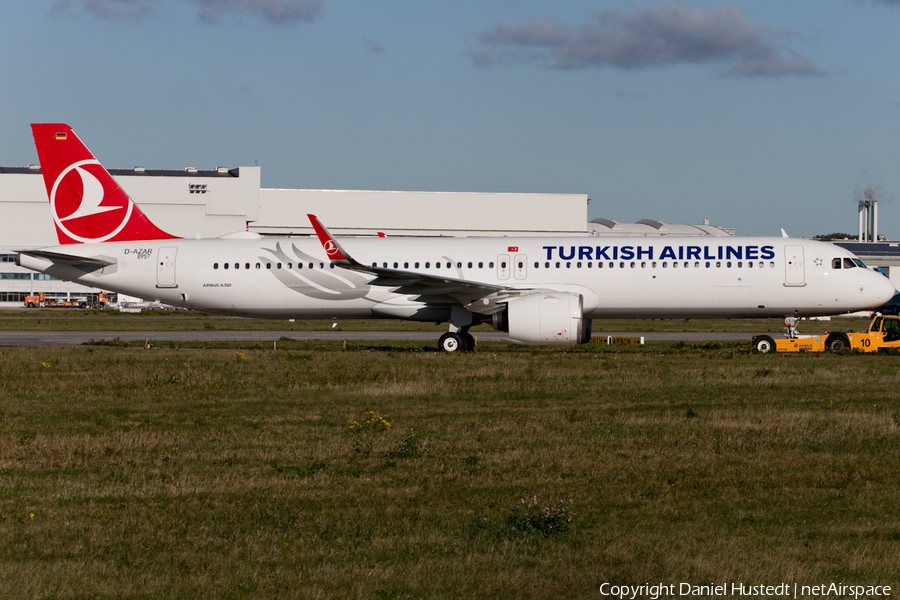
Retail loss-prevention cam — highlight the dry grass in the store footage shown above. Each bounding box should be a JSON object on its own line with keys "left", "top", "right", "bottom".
{"left": 0, "top": 343, "right": 898, "bottom": 598}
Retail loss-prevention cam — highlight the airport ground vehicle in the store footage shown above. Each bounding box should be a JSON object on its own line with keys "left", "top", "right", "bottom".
{"left": 23, "top": 291, "right": 109, "bottom": 309}
{"left": 752, "top": 315, "right": 900, "bottom": 353}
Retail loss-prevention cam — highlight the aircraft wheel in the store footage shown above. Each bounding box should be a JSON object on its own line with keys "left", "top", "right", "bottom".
{"left": 461, "top": 332, "right": 476, "bottom": 351}
{"left": 439, "top": 332, "right": 464, "bottom": 353}
{"left": 825, "top": 334, "right": 848, "bottom": 351}
{"left": 755, "top": 336, "right": 775, "bottom": 353}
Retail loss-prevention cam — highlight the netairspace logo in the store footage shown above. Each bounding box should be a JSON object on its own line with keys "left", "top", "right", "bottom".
{"left": 598, "top": 582, "right": 892, "bottom": 599}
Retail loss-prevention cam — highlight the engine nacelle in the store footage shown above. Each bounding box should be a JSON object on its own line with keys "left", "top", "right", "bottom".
{"left": 502, "top": 291, "right": 586, "bottom": 345}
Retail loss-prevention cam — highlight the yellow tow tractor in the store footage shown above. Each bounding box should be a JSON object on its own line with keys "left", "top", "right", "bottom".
{"left": 752, "top": 315, "right": 900, "bottom": 353}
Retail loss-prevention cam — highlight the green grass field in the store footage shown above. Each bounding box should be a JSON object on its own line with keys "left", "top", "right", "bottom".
{"left": 1, "top": 340, "right": 898, "bottom": 599}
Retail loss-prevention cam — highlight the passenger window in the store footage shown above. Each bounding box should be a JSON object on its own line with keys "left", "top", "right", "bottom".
{"left": 256, "top": 263, "right": 261, "bottom": 269}
{"left": 478, "top": 262, "right": 483, "bottom": 268}
{"left": 393, "top": 262, "right": 398, "bottom": 268}
{"left": 576, "top": 262, "right": 581, "bottom": 268}
{"left": 769, "top": 262, "right": 775, "bottom": 268}
{"left": 245, "top": 263, "right": 250, "bottom": 269}
{"left": 319, "top": 263, "right": 324, "bottom": 269}
{"left": 426, "top": 262, "right": 430, "bottom": 268}
{"left": 716, "top": 261, "right": 721, "bottom": 268}
{"left": 404, "top": 262, "right": 409, "bottom": 268}
{"left": 673, "top": 262, "right": 678, "bottom": 269}
{"left": 662, "top": 262, "right": 667, "bottom": 268}
{"left": 383, "top": 262, "right": 388, "bottom": 268}
{"left": 501, "top": 261, "right": 507, "bottom": 268}
{"left": 266, "top": 263, "right": 271, "bottom": 269}
{"left": 446, "top": 262, "right": 451, "bottom": 268}
{"left": 832, "top": 258, "right": 842, "bottom": 269}
{"left": 748, "top": 262, "right": 753, "bottom": 268}
{"left": 705, "top": 262, "right": 710, "bottom": 268}
{"left": 630, "top": 262, "right": 635, "bottom": 268}
{"left": 213, "top": 263, "right": 218, "bottom": 269}
{"left": 598, "top": 262, "right": 603, "bottom": 268}
{"left": 587, "top": 262, "right": 592, "bottom": 268}
{"left": 489, "top": 262, "right": 494, "bottom": 268}
{"left": 436, "top": 262, "right": 441, "bottom": 269}
{"left": 641, "top": 262, "right": 646, "bottom": 268}
{"left": 567, "top": 262, "right": 572, "bottom": 268}
{"left": 309, "top": 263, "right": 313, "bottom": 269}
{"left": 619, "top": 262, "right": 624, "bottom": 268}
{"left": 534, "top": 262, "right": 539, "bottom": 268}
{"left": 556, "top": 262, "right": 560, "bottom": 268}
{"left": 652, "top": 262, "right": 657, "bottom": 268}
{"left": 298, "top": 263, "right": 303, "bottom": 269}
{"left": 545, "top": 262, "right": 550, "bottom": 268}
{"left": 330, "top": 264, "right": 334, "bottom": 269}
{"left": 726, "top": 262, "right": 731, "bottom": 268}
{"left": 518, "top": 262, "right": 524, "bottom": 268}
{"left": 234, "top": 263, "right": 239, "bottom": 269}
{"left": 415, "top": 262, "right": 420, "bottom": 268}
{"left": 224, "top": 263, "right": 229, "bottom": 270}
{"left": 467, "top": 262, "right": 472, "bottom": 268}
{"left": 844, "top": 258, "right": 856, "bottom": 269}
{"left": 288, "top": 263, "right": 292, "bottom": 269}
{"left": 277, "top": 263, "right": 282, "bottom": 269}
{"left": 737, "top": 261, "right": 742, "bottom": 268}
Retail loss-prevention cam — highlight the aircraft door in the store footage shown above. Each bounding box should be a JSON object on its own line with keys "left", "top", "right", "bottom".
{"left": 497, "top": 254, "right": 510, "bottom": 280}
{"left": 514, "top": 254, "right": 527, "bottom": 280}
{"left": 784, "top": 245, "right": 805, "bottom": 286}
{"left": 157, "top": 247, "right": 178, "bottom": 288}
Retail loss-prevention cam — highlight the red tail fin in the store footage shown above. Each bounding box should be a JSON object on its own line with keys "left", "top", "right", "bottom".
{"left": 31, "top": 123, "right": 178, "bottom": 244}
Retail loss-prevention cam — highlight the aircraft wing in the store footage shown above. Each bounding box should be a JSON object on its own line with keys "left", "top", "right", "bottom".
{"left": 307, "top": 214, "right": 508, "bottom": 296}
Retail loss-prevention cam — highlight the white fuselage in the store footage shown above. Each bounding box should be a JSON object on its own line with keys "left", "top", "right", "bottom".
{"left": 18, "top": 235, "right": 895, "bottom": 321}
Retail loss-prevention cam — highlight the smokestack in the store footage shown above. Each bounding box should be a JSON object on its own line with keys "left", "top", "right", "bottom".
{"left": 873, "top": 201, "right": 878, "bottom": 241}
{"left": 859, "top": 201, "right": 866, "bottom": 242}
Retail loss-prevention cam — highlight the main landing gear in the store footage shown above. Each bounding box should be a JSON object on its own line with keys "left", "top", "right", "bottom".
{"left": 438, "top": 330, "right": 476, "bottom": 352}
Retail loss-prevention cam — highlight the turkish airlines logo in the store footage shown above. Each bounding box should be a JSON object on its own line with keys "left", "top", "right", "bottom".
{"left": 323, "top": 240, "right": 339, "bottom": 256}
{"left": 50, "top": 159, "right": 133, "bottom": 243}
{"left": 508, "top": 246, "right": 518, "bottom": 252}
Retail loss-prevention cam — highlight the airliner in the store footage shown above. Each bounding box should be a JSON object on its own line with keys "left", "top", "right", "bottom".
{"left": 17, "top": 123, "right": 896, "bottom": 351}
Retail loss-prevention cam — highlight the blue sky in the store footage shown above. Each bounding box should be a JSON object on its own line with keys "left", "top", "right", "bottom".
{"left": 1, "top": 0, "right": 899, "bottom": 237}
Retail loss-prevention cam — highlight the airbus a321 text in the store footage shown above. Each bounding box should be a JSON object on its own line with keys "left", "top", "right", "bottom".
{"left": 17, "top": 124, "right": 896, "bottom": 351}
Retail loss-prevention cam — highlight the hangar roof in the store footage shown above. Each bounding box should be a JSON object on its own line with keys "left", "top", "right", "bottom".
{"left": 589, "top": 218, "right": 733, "bottom": 237}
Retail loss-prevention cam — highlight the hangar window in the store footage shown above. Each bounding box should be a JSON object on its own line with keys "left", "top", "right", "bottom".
{"left": 213, "top": 263, "right": 218, "bottom": 270}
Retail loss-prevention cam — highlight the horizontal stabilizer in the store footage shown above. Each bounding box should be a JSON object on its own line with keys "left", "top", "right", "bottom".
{"left": 17, "top": 249, "right": 116, "bottom": 269}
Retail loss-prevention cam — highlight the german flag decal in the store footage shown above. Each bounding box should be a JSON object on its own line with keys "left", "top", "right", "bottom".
{"left": 55, "top": 132, "right": 67, "bottom": 140}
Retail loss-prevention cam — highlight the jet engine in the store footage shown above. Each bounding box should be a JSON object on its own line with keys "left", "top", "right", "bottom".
{"left": 491, "top": 291, "right": 588, "bottom": 345}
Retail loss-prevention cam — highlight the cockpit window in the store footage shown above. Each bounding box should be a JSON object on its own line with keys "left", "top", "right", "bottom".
{"left": 832, "top": 258, "right": 842, "bottom": 269}
{"left": 853, "top": 259, "right": 867, "bottom": 268}
{"left": 843, "top": 258, "right": 856, "bottom": 269}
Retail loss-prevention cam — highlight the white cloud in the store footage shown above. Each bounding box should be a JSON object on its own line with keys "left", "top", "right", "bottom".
{"left": 52, "top": 0, "right": 324, "bottom": 24}
{"left": 469, "top": 2, "right": 824, "bottom": 78}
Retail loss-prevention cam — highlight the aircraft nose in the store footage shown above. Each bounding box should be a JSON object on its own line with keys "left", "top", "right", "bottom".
{"left": 870, "top": 271, "right": 897, "bottom": 305}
